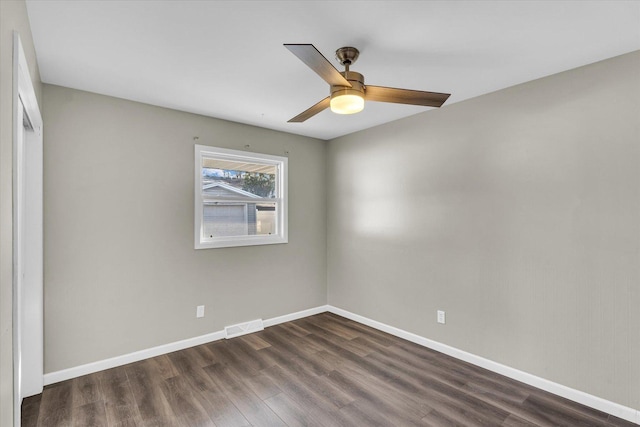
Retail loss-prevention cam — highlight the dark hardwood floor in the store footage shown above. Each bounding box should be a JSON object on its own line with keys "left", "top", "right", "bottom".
{"left": 22, "top": 312, "right": 636, "bottom": 426}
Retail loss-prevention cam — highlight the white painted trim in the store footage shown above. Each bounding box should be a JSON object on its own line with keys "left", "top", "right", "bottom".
{"left": 43, "top": 305, "right": 329, "bottom": 386}
{"left": 44, "top": 330, "right": 226, "bottom": 386}
{"left": 327, "top": 305, "right": 640, "bottom": 425}
{"left": 263, "top": 305, "right": 329, "bottom": 328}
{"left": 14, "top": 34, "right": 42, "bottom": 136}
{"left": 13, "top": 32, "right": 44, "bottom": 427}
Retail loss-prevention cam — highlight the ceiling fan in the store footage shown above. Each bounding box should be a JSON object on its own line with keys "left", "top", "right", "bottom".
{"left": 284, "top": 44, "right": 451, "bottom": 123}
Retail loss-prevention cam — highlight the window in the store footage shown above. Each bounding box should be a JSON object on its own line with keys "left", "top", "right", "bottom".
{"left": 194, "top": 145, "right": 288, "bottom": 249}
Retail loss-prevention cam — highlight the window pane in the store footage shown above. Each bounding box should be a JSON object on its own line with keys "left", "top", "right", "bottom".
{"left": 203, "top": 202, "right": 278, "bottom": 238}
{"left": 256, "top": 203, "right": 277, "bottom": 235}
{"left": 202, "top": 158, "right": 276, "bottom": 198}
{"left": 203, "top": 204, "right": 247, "bottom": 238}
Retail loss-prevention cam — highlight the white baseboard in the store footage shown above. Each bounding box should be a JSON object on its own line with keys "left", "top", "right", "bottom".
{"left": 327, "top": 305, "right": 640, "bottom": 425}
{"left": 43, "top": 305, "right": 329, "bottom": 386}
{"left": 263, "top": 305, "right": 329, "bottom": 328}
{"left": 43, "top": 329, "right": 226, "bottom": 386}
{"left": 43, "top": 303, "right": 639, "bottom": 425}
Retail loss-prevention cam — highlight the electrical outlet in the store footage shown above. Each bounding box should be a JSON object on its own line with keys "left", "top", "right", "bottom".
{"left": 437, "top": 310, "right": 446, "bottom": 324}
{"left": 196, "top": 305, "right": 205, "bottom": 318}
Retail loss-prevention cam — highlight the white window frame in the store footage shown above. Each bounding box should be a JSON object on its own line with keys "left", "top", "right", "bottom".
{"left": 194, "top": 145, "right": 288, "bottom": 249}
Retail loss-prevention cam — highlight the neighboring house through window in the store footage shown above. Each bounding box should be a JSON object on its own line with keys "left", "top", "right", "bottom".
{"left": 194, "top": 145, "right": 288, "bottom": 249}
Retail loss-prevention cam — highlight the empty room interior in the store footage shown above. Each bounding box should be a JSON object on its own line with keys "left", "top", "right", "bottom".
{"left": 1, "top": 1, "right": 639, "bottom": 426}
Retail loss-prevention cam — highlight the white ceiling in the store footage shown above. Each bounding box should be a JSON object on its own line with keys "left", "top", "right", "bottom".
{"left": 26, "top": 1, "right": 640, "bottom": 140}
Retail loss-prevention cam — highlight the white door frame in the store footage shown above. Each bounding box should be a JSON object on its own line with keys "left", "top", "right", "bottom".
{"left": 12, "top": 32, "right": 43, "bottom": 427}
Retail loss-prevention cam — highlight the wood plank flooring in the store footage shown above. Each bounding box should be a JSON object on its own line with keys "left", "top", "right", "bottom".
{"left": 22, "top": 313, "right": 636, "bottom": 426}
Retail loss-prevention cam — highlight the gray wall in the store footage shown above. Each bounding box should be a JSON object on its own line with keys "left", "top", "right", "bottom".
{"left": 327, "top": 51, "right": 640, "bottom": 409}
{"left": 42, "top": 85, "right": 327, "bottom": 373}
{"left": 0, "top": 0, "right": 42, "bottom": 424}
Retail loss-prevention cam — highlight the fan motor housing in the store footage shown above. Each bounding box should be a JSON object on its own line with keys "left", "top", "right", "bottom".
{"left": 330, "top": 71, "right": 365, "bottom": 98}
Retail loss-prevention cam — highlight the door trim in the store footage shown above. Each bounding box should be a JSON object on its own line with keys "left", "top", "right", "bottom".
{"left": 12, "top": 31, "right": 43, "bottom": 427}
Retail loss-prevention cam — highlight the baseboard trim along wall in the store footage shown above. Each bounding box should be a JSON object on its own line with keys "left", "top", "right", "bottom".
{"left": 43, "top": 305, "right": 329, "bottom": 386}
{"left": 326, "top": 306, "right": 640, "bottom": 425}
{"left": 43, "top": 304, "right": 639, "bottom": 424}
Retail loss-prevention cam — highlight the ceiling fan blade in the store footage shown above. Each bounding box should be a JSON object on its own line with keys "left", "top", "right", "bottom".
{"left": 284, "top": 44, "right": 351, "bottom": 87}
{"left": 365, "top": 85, "right": 450, "bottom": 107}
{"left": 288, "top": 97, "right": 331, "bottom": 123}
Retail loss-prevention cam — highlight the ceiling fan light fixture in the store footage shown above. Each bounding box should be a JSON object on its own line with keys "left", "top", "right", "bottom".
{"left": 330, "top": 90, "right": 364, "bottom": 114}
{"left": 330, "top": 70, "right": 365, "bottom": 115}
